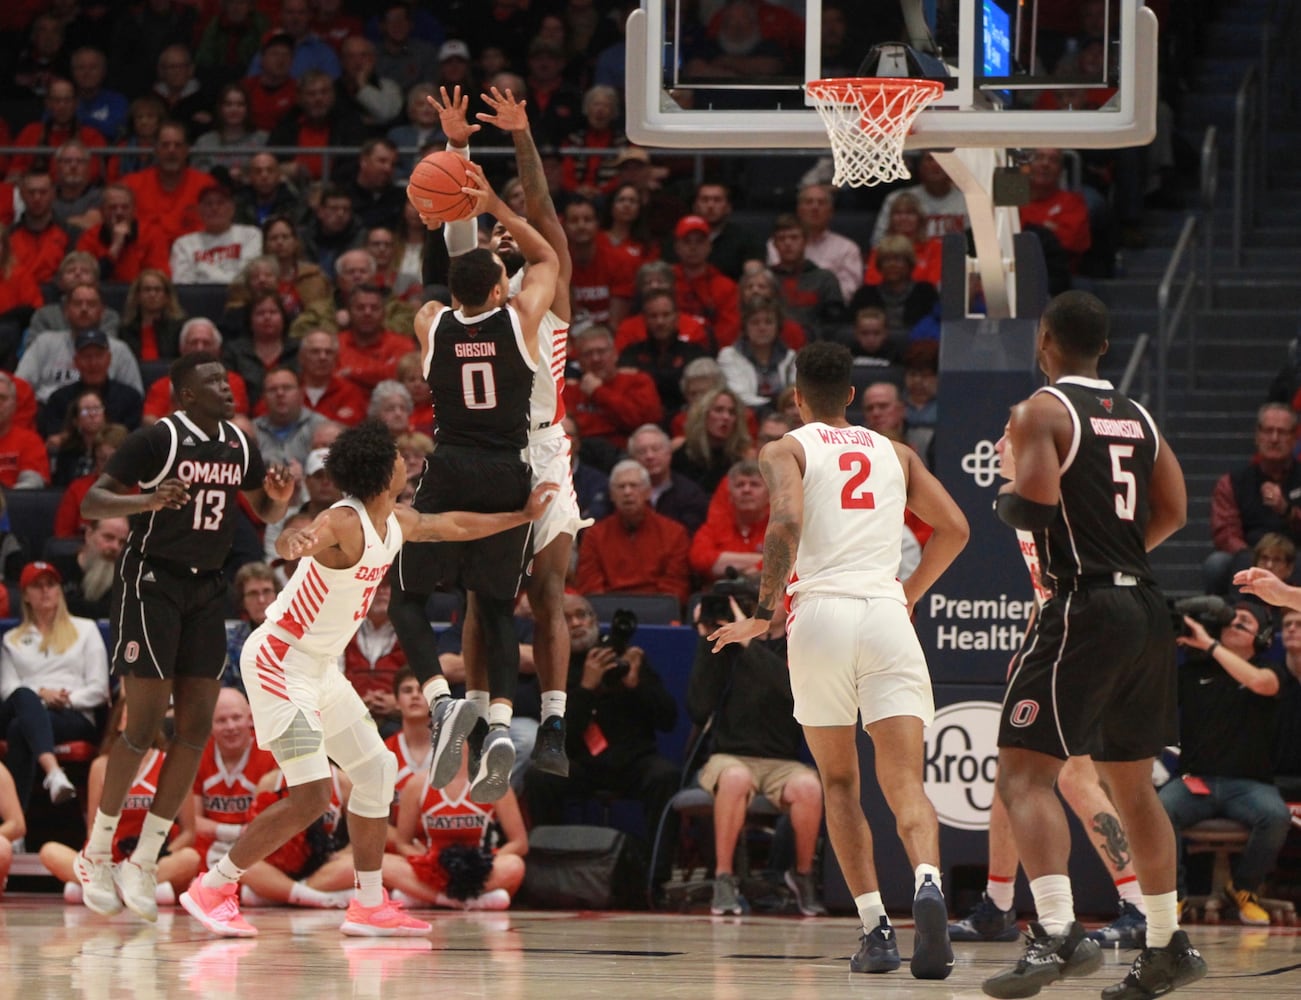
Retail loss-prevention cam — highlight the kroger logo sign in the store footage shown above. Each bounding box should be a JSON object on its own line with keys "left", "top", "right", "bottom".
{"left": 923, "top": 700, "right": 1001, "bottom": 831}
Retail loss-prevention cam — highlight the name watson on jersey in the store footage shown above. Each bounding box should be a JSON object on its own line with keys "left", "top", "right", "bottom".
{"left": 927, "top": 592, "right": 1034, "bottom": 651}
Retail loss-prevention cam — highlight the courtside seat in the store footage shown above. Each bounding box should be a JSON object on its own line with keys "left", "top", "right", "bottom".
{"left": 0, "top": 739, "right": 97, "bottom": 765}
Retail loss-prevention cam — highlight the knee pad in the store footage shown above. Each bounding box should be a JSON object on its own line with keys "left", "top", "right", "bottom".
{"left": 345, "top": 749, "right": 397, "bottom": 820}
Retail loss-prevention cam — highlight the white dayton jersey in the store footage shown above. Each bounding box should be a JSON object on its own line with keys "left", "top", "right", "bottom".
{"left": 530, "top": 310, "right": 569, "bottom": 433}
{"left": 786, "top": 423, "right": 908, "bottom": 605}
{"left": 261, "top": 497, "right": 403, "bottom": 659}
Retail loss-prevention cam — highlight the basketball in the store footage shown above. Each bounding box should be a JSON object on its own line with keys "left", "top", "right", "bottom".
{"left": 408, "top": 150, "right": 476, "bottom": 222}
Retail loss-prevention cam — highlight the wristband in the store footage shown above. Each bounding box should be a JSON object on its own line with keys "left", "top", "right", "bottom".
{"left": 1207, "top": 641, "right": 1220, "bottom": 657}
{"left": 754, "top": 606, "right": 775, "bottom": 621}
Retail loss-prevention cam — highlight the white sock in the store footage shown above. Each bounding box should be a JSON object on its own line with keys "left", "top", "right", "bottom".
{"left": 289, "top": 880, "right": 340, "bottom": 908}
{"left": 422, "top": 677, "right": 451, "bottom": 705}
{"left": 154, "top": 881, "right": 176, "bottom": 906}
{"left": 540, "top": 691, "right": 566, "bottom": 721}
{"left": 240, "top": 886, "right": 271, "bottom": 907}
{"left": 86, "top": 810, "right": 120, "bottom": 861}
{"left": 1115, "top": 875, "right": 1145, "bottom": 911}
{"left": 1143, "top": 891, "right": 1178, "bottom": 949}
{"left": 914, "top": 864, "right": 942, "bottom": 896}
{"left": 467, "top": 690, "right": 490, "bottom": 720}
{"left": 1029, "top": 874, "right": 1075, "bottom": 935}
{"left": 987, "top": 875, "right": 1016, "bottom": 912}
{"left": 355, "top": 868, "right": 384, "bottom": 908}
{"left": 203, "top": 852, "right": 246, "bottom": 889}
{"left": 855, "top": 890, "right": 888, "bottom": 932}
{"left": 487, "top": 702, "right": 513, "bottom": 729}
{"left": 128, "top": 812, "right": 171, "bottom": 868}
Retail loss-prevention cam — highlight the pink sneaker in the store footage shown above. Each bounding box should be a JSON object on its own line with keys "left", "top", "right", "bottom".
{"left": 340, "top": 892, "right": 432, "bottom": 937}
{"left": 180, "top": 881, "right": 258, "bottom": 937}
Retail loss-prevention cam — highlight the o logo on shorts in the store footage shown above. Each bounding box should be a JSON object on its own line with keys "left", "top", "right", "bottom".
{"left": 1008, "top": 699, "right": 1039, "bottom": 728}
{"left": 124, "top": 641, "right": 140, "bottom": 664}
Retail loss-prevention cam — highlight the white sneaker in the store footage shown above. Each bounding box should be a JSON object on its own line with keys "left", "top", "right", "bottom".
{"left": 114, "top": 860, "right": 159, "bottom": 922}
{"left": 45, "top": 768, "right": 76, "bottom": 805}
{"left": 73, "top": 851, "right": 122, "bottom": 915}
{"left": 464, "top": 889, "right": 511, "bottom": 911}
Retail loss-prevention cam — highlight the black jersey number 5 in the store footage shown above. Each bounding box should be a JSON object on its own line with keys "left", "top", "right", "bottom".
{"left": 1109, "top": 444, "right": 1136, "bottom": 522}
{"left": 191, "top": 488, "right": 227, "bottom": 531}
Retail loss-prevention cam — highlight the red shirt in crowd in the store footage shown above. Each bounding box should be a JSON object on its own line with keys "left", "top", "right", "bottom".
{"left": 562, "top": 370, "right": 662, "bottom": 449}
{"left": 688, "top": 510, "right": 768, "bottom": 582}
{"left": 300, "top": 375, "right": 369, "bottom": 426}
{"left": 76, "top": 223, "right": 171, "bottom": 284}
{"left": 9, "top": 224, "right": 69, "bottom": 285}
{"left": 122, "top": 165, "right": 212, "bottom": 249}
{"left": 244, "top": 76, "right": 299, "bottom": 133}
{"left": 337, "top": 329, "right": 416, "bottom": 392}
{"left": 144, "top": 370, "right": 250, "bottom": 421}
{"left": 9, "top": 122, "right": 109, "bottom": 182}
{"left": 0, "top": 424, "right": 50, "bottom": 487}
{"left": 1019, "top": 190, "right": 1091, "bottom": 270}
{"left": 673, "top": 263, "right": 740, "bottom": 348}
{"left": 576, "top": 509, "right": 692, "bottom": 608}
{"left": 569, "top": 244, "right": 623, "bottom": 326}
{"left": 614, "top": 311, "right": 709, "bottom": 353}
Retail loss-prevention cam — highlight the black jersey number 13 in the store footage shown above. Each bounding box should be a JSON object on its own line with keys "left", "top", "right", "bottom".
{"left": 191, "top": 488, "right": 227, "bottom": 531}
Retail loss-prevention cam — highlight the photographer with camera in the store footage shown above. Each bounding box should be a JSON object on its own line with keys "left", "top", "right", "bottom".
{"left": 523, "top": 595, "right": 679, "bottom": 876}
{"left": 1159, "top": 598, "right": 1293, "bottom": 925}
{"left": 688, "top": 592, "right": 826, "bottom": 917}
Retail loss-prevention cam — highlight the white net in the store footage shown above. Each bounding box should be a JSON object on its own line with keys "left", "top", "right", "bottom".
{"left": 805, "top": 78, "right": 945, "bottom": 188}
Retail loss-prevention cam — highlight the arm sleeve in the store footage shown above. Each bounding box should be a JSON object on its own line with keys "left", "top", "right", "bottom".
{"left": 441, "top": 140, "right": 477, "bottom": 257}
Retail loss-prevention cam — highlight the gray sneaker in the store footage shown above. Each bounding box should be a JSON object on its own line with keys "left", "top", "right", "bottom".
{"left": 710, "top": 872, "right": 746, "bottom": 916}
{"left": 428, "top": 697, "right": 477, "bottom": 788}
{"left": 784, "top": 869, "right": 827, "bottom": 916}
{"left": 468, "top": 727, "right": 515, "bottom": 804}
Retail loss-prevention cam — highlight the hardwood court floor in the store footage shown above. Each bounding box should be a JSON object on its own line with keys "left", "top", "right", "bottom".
{"left": 1, "top": 895, "right": 1298, "bottom": 1000}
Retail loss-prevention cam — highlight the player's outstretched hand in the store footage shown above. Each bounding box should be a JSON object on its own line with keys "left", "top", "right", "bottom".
{"left": 430, "top": 85, "right": 481, "bottom": 146}
{"left": 1233, "top": 566, "right": 1297, "bottom": 609}
{"left": 708, "top": 617, "right": 768, "bottom": 652}
{"left": 280, "top": 526, "right": 318, "bottom": 560}
{"left": 459, "top": 161, "right": 501, "bottom": 215}
{"left": 150, "top": 477, "right": 190, "bottom": 510}
{"left": 477, "top": 86, "right": 529, "bottom": 132}
{"left": 263, "top": 462, "right": 296, "bottom": 503}
{"left": 525, "top": 481, "right": 560, "bottom": 521}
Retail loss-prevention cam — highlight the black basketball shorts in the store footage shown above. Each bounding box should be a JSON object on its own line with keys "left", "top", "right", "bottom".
{"left": 111, "top": 552, "right": 229, "bottom": 681}
{"left": 392, "top": 446, "right": 533, "bottom": 601}
{"left": 998, "top": 582, "right": 1177, "bottom": 762}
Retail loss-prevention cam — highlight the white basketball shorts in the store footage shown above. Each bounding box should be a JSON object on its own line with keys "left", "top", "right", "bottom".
{"left": 527, "top": 424, "right": 591, "bottom": 553}
{"left": 787, "top": 594, "right": 935, "bottom": 728}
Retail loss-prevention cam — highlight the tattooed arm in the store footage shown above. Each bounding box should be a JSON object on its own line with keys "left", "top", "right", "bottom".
{"left": 478, "top": 86, "right": 573, "bottom": 322}
{"left": 709, "top": 437, "right": 805, "bottom": 651}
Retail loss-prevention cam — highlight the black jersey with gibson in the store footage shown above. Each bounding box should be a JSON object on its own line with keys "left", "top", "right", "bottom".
{"left": 1032, "top": 376, "right": 1159, "bottom": 588}
{"left": 104, "top": 411, "right": 266, "bottom": 572}
{"left": 426, "top": 304, "right": 536, "bottom": 453}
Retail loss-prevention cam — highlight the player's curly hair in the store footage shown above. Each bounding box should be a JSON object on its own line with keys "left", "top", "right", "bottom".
{"left": 324, "top": 419, "right": 398, "bottom": 501}
{"left": 795, "top": 341, "right": 853, "bottom": 416}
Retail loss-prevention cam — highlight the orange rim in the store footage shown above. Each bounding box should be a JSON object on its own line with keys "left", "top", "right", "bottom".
{"left": 806, "top": 77, "right": 946, "bottom": 106}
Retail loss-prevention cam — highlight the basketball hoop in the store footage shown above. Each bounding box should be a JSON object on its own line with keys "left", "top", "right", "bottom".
{"left": 805, "top": 77, "right": 945, "bottom": 188}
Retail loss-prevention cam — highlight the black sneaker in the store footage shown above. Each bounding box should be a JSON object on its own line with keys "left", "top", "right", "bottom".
{"left": 529, "top": 715, "right": 569, "bottom": 777}
{"left": 911, "top": 875, "right": 954, "bottom": 980}
{"left": 466, "top": 717, "right": 488, "bottom": 781}
{"left": 950, "top": 892, "right": 1021, "bottom": 942}
{"left": 1100, "top": 930, "right": 1207, "bottom": 1000}
{"left": 981, "top": 921, "right": 1102, "bottom": 999}
{"left": 1086, "top": 901, "right": 1147, "bottom": 950}
{"left": 427, "top": 697, "right": 477, "bottom": 788}
{"left": 850, "top": 917, "right": 901, "bottom": 974}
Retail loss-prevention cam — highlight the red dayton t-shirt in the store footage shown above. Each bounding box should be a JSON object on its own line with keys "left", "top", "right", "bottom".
{"left": 0, "top": 424, "right": 50, "bottom": 487}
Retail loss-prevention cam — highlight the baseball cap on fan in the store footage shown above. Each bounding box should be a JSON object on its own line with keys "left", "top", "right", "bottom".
{"left": 261, "top": 30, "right": 294, "bottom": 52}
{"left": 674, "top": 215, "right": 711, "bottom": 239}
{"left": 20, "top": 561, "right": 62, "bottom": 589}
{"left": 439, "top": 40, "right": 471, "bottom": 63}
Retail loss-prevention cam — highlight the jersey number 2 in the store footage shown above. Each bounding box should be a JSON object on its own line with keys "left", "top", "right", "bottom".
{"left": 839, "top": 453, "right": 876, "bottom": 510}
{"left": 1109, "top": 444, "right": 1136, "bottom": 521}
{"left": 461, "top": 362, "right": 498, "bottom": 410}
{"left": 191, "top": 489, "right": 226, "bottom": 531}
